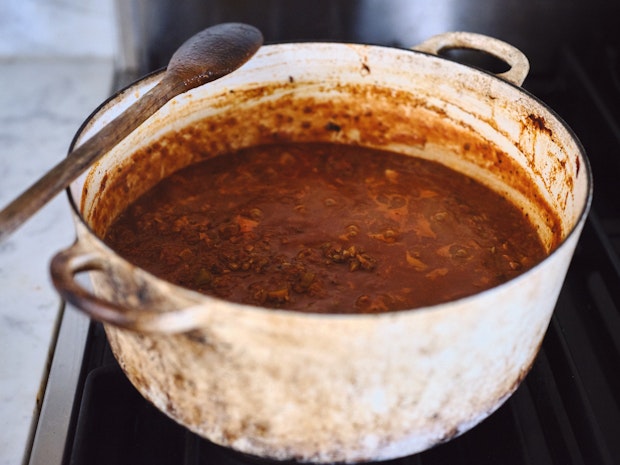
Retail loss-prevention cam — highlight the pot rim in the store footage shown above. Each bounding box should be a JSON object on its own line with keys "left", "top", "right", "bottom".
{"left": 63, "top": 41, "right": 593, "bottom": 322}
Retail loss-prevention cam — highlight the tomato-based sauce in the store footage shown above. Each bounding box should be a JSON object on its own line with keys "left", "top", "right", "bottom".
{"left": 104, "top": 143, "right": 547, "bottom": 313}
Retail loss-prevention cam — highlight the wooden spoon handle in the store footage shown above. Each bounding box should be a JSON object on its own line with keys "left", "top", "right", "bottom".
{"left": 0, "top": 81, "right": 177, "bottom": 242}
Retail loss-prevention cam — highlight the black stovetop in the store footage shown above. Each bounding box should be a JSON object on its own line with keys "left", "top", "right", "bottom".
{"left": 59, "top": 38, "right": 620, "bottom": 465}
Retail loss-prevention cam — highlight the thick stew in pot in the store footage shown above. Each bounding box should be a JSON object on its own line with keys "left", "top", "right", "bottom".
{"left": 103, "top": 142, "right": 547, "bottom": 313}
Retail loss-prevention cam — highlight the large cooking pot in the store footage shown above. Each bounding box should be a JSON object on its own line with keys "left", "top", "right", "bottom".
{"left": 51, "top": 32, "right": 592, "bottom": 462}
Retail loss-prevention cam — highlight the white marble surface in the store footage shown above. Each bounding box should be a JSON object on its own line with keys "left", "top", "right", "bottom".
{"left": 0, "top": 57, "right": 114, "bottom": 465}
{"left": 0, "top": 0, "right": 116, "bottom": 58}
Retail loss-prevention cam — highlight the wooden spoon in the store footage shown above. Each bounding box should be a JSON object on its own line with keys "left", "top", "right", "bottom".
{"left": 0, "top": 23, "right": 263, "bottom": 242}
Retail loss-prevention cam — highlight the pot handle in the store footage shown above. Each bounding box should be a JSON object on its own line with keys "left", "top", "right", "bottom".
{"left": 50, "top": 240, "right": 206, "bottom": 334}
{"left": 413, "top": 31, "right": 530, "bottom": 86}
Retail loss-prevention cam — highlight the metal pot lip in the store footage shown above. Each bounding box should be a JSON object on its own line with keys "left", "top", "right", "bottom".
{"left": 64, "top": 41, "right": 593, "bottom": 321}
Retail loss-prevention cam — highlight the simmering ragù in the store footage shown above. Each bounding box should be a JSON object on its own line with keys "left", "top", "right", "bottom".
{"left": 103, "top": 143, "right": 548, "bottom": 313}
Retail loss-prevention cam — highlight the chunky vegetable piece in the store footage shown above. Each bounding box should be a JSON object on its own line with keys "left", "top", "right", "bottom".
{"left": 104, "top": 143, "right": 547, "bottom": 313}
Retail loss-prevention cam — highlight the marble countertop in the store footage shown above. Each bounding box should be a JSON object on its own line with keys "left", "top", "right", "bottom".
{"left": 0, "top": 57, "right": 114, "bottom": 465}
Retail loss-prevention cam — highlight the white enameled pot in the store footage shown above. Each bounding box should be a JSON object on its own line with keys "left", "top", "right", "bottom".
{"left": 51, "top": 32, "right": 592, "bottom": 463}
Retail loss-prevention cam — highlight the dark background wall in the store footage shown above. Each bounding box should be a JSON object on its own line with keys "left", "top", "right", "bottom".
{"left": 117, "top": 0, "right": 620, "bottom": 78}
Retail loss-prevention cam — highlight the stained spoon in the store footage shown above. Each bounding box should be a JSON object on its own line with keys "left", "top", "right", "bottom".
{"left": 0, "top": 22, "right": 263, "bottom": 242}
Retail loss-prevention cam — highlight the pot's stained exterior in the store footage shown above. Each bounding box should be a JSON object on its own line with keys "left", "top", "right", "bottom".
{"left": 51, "top": 35, "right": 592, "bottom": 462}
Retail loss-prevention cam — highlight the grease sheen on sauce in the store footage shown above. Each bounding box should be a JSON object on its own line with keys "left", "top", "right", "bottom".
{"left": 104, "top": 143, "right": 547, "bottom": 313}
